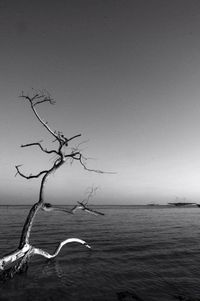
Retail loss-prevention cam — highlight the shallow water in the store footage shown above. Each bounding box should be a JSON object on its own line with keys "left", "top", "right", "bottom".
{"left": 0, "top": 205, "right": 200, "bottom": 300}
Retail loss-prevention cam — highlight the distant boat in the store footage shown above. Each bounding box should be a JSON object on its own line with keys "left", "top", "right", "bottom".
{"left": 196, "top": 204, "right": 200, "bottom": 207}
{"left": 168, "top": 202, "right": 196, "bottom": 207}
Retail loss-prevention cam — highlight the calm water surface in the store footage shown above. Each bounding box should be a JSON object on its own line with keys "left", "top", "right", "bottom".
{"left": 0, "top": 205, "right": 200, "bottom": 300}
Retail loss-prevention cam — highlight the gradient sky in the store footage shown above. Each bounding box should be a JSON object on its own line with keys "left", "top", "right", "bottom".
{"left": 1, "top": 0, "right": 200, "bottom": 204}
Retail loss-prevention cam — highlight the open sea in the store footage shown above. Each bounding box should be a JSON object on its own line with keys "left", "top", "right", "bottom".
{"left": 1, "top": 205, "right": 200, "bottom": 300}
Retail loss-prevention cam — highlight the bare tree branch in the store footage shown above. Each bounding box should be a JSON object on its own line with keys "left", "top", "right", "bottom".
{"left": 67, "top": 187, "right": 104, "bottom": 215}
{"left": 32, "top": 238, "right": 91, "bottom": 259}
{"left": 67, "top": 133, "right": 82, "bottom": 143}
{"left": 19, "top": 93, "right": 59, "bottom": 141}
{"left": 21, "top": 142, "right": 58, "bottom": 155}
{"left": 0, "top": 239, "right": 90, "bottom": 274}
{"left": 66, "top": 150, "right": 116, "bottom": 174}
{"left": 83, "top": 186, "right": 98, "bottom": 205}
{"left": 33, "top": 98, "right": 56, "bottom": 106}
{"left": 70, "top": 201, "right": 104, "bottom": 216}
{"left": 42, "top": 203, "right": 73, "bottom": 214}
{"left": 15, "top": 165, "right": 48, "bottom": 179}
{"left": 79, "top": 154, "right": 116, "bottom": 174}
{"left": 0, "top": 91, "right": 110, "bottom": 280}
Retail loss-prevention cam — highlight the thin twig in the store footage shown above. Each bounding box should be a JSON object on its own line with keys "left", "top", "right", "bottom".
{"left": 20, "top": 94, "right": 59, "bottom": 141}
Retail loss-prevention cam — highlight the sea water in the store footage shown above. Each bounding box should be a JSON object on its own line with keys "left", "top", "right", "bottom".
{"left": 0, "top": 205, "right": 200, "bottom": 300}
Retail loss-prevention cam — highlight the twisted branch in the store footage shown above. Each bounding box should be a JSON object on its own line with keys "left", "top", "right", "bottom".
{"left": 15, "top": 165, "right": 48, "bottom": 179}
{"left": 0, "top": 238, "right": 90, "bottom": 273}
{"left": 0, "top": 91, "right": 108, "bottom": 280}
{"left": 32, "top": 238, "right": 91, "bottom": 259}
{"left": 21, "top": 142, "right": 58, "bottom": 155}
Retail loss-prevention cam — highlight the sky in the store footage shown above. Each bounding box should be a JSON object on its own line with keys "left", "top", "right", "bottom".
{"left": 1, "top": 0, "right": 200, "bottom": 205}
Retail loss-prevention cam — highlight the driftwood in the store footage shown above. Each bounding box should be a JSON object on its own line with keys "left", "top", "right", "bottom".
{"left": 0, "top": 91, "right": 108, "bottom": 279}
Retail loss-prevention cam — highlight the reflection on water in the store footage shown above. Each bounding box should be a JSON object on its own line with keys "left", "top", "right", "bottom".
{"left": 1, "top": 206, "right": 200, "bottom": 300}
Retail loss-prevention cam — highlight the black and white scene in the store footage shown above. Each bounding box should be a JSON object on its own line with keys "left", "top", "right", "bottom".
{"left": 1, "top": 1, "right": 200, "bottom": 300}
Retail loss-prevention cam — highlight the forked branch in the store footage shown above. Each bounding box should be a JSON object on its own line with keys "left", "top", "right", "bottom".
{"left": 20, "top": 92, "right": 59, "bottom": 141}
{"left": 15, "top": 165, "right": 48, "bottom": 179}
{"left": 0, "top": 91, "right": 107, "bottom": 280}
{"left": 21, "top": 142, "right": 58, "bottom": 155}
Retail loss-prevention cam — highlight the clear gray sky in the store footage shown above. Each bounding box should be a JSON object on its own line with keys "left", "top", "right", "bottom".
{"left": 1, "top": 0, "right": 200, "bottom": 205}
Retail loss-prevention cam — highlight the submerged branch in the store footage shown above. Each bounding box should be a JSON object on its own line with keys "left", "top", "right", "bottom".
{"left": 32, "top": 238, "right": 91, "bottom": 259}
{"left": 0, "top": 244, "right": 30, "bottom": 271}
{"left": 71, "top": 201, "right": 105, "bottom": 216}
{"left": 0, "top": 238, "right": 91, "bottom": 273}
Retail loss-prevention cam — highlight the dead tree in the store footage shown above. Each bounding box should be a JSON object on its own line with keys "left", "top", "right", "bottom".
{"left": 0, "top": 91, "right": 108, "bottom": 280}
